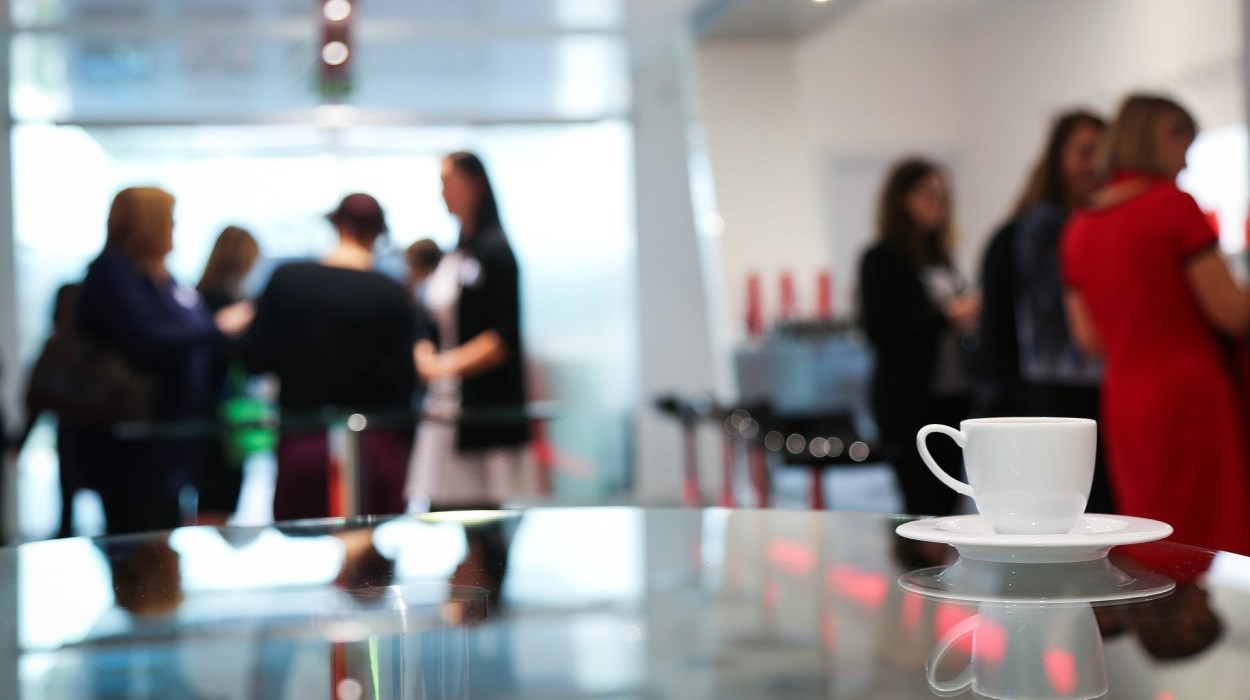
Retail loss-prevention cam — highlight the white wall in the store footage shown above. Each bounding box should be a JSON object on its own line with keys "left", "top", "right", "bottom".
{"left": 697, "top": 0, "right": 1246, "bottom": 349}
{"left": 956, "top": 0, "right": 1244, "bottom": 263}
{"left": 696, "top": 41, "right": 827, "bottom": 335}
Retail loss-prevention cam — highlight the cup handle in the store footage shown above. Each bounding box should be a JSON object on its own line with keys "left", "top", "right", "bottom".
{"left": 926, "top": 614, "right": 979, "bottom": 696}
{"left": 916, "top": 425, "right": 975, "bottom": 497}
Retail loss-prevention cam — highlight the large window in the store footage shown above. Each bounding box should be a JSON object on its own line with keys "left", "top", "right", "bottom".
{"left": 9, "top": 0, "right": 638, "bottom": 530}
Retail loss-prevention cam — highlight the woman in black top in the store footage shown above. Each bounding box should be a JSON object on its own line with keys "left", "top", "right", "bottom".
{"left": 858, "top": 159, "right": 979, "bottom": 516}
{"left": 194, "top": 225, "right": 260, "bottom": 524}
{"left": 240, "top": 193, "right": 417, "bottom": 521}
{"left": 406, "top": 152, "right": 532, "bottom": 510}
{"left": 974, "top": 110, "right": 1115, "bottom": 514}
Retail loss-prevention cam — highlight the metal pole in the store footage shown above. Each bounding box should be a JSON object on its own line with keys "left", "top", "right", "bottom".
{"left": 327, "top": 414, "right": 364, "bottom": 519}
{"left": 343, "top": 414, "right": 363, "bottom": 519}
{"left": 681, "top": 420, "right": 700, "bottom": 507}
{"left": 718, "top": 432, "right": 736, "bottom": 508}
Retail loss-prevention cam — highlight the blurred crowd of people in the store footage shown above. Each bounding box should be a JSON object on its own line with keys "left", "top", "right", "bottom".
{"left": 9, "top": 151, "right": 531, "bottom": 541}
{"left": 3, "top": 91, "right": 1249, "bottom": 564}
{"left": 860, "top": 92, "right": 1250, "bottom": 555}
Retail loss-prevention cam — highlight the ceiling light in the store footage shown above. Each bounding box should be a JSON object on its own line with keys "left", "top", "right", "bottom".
{"left": 323, "top": 0, "right": 352, "bottom": 22}
{"left": 321, "top": 41, "right": 350, "bottom": 66}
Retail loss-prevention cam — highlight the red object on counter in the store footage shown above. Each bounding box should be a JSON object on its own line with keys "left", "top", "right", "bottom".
{"left": 779, "top": 272, "right": 796, "bottom": 322}
{"left": 746, "top": 273, "right": 763, "bottom": 338}
{"left": 817, "top": 270, "right": 833, "bottom": 319}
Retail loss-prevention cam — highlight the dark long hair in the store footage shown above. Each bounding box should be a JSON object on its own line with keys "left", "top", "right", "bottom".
{"left": 1011, "top": 110, "right": 1106, "bottom": 217}
{"left": 877, "top": 157, "right": 952, "bottom": 266}
{"left": 446, "top": 151, "right": 502, "bottom": 249}
{"left": 197, "top": 225, "right": 259, "bottom": 295}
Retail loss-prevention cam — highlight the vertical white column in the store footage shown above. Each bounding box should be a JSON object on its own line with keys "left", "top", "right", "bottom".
{"left": 0, "top": 1, "right": 23, "bottom": 695}
{"left": 1244, "top": 0, "right": 1250, "bottom": 183}
{"left": 0, "top": 0, "right": 13, "bottom": 438}
{"left": 626, "top": 13, "right": 719, "bottom": 504}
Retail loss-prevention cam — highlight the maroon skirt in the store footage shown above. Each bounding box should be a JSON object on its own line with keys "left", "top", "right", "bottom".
{"left": 273, "top": 429, "right": 411, "bottom": 522}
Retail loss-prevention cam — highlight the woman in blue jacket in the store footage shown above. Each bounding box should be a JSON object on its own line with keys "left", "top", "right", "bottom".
{"left": 77, "top": 187, "right": 251, "bottom": 534}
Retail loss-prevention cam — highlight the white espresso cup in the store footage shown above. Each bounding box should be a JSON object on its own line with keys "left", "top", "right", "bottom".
{"left": 916, "top": 417, "right": 1096, "bottom": 535}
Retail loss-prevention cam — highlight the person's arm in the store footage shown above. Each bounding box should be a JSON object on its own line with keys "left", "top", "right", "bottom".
{"left": 1185, "top": 250, "right": 1250, "bottom": 337}
{"left": 441, "top": 331, "right": 507, "bottom": 378}
{"left": 1064, "top": 290, "right": 1102, "bottom": 358}
{"left": 79, "top": 253, "right": 220, "bottom": 366}
{"left": 1166, "top": 189, "right": 1250, "bottom": 337}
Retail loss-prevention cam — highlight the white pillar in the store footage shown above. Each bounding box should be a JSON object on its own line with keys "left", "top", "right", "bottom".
{"left": 0, "top": 0, "right": 19, "bottom": 689}
{"left": 626, "top": 14, "right": 719, "bottom": 504}
{"left": 1, "top": 0, "right": 21, "bottom": 692}
{"left": 0, "top": 0, "right": 14, "bottom": 435}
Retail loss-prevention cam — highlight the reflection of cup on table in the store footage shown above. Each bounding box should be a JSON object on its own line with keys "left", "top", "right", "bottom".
{"left": 917, "top": 418, "right": 1096, "bottom": 534}
{"left": 927, "top": 601, "right": 1107, "bottom": 700}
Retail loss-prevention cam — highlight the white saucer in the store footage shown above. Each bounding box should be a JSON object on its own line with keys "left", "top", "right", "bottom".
{"left": 895, "top": 514, "right": 1173, "bottom": 563}
{"left": 899, "top": 556, "right": 1176, "bottom": 605}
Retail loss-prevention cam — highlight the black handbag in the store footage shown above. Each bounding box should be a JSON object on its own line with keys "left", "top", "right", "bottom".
{"left": 25, "top": 324, "right": 156, "bottom": 424}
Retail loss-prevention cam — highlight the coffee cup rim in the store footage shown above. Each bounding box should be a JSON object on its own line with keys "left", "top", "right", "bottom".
{"left": 960, "top": 417, "right": 1096, "bottom": 427}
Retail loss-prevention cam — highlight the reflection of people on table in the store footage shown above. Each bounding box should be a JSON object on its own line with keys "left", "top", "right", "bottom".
{"left": 82, "top": 536, "right": 194, "bottom": 698}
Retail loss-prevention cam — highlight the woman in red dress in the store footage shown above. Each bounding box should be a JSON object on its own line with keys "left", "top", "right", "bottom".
{"left": 1061, "top": 94, "right": 1250, "bottom": 555}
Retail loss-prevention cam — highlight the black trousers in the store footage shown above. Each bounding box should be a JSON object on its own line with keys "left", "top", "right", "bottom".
{"left": 878, "top": 395, "right": 970, "bottom": 517}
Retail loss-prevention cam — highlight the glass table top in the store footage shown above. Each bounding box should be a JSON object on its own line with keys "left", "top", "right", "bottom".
{"left": 2, "top": 507, "right": 1249, "bottom": 699}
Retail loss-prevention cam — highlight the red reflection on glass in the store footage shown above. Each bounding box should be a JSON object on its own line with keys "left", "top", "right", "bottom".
{"left": 768, "top": 540, "right": 816, "bottom": 575}
{"left": 827, "top": 565, "right": 888, "bottom": 609}
{"left": 821, "top": 611, "right": 837, "bottom": 649}
{"left": 1043, "top": 647, "right": 1077, "bottom": 694}
{"left": 902, "top": 593, "right": 923, "bottom": 630}
{"left": 1156, "top": 693, "right": 1176, "bottom": 700}
{"left": 763, "top": 580, "right": 780, "bottom": 610}
{"left": 975, "top": 618, "right": 1008, "bottom": 664}
{"left": 935, "top": 604, "right": 977, "bottom": 654}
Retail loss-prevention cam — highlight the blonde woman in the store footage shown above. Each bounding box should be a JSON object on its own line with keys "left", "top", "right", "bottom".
{"left": 1062, "top": 94, "right": 1250, "bottom": 554}
{"left": 77, "top": 187, "right": 250, "bottom": 534}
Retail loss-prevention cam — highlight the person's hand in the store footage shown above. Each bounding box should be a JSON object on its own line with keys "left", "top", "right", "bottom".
{"left": 414, "top": 343, "right": 456, "bottom": 382}
{"left": 215, "top": 301, "right": 255, "bottom": 337}
{"left": 945, "top": 294, "right": 980, "bottom": 333}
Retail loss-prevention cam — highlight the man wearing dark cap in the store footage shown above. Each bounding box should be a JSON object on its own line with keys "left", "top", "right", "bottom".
{"left": 239, "top": 192, "right": 417, "bottom": 520}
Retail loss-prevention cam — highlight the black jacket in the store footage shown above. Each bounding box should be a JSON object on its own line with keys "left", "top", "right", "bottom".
{"left": 858, "top": 240, "right": 949, "bottom": 426}
{"left": 446, "top": 227, "right": 529, "bottom": 450}
{"left": 970, "top": 218, "right": 1025, "bottom": 417}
